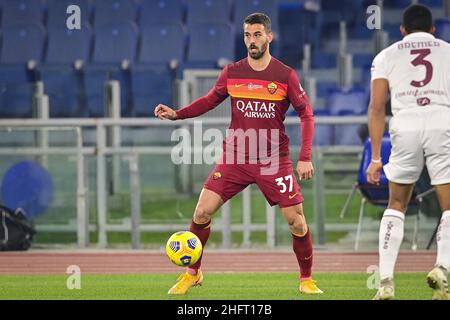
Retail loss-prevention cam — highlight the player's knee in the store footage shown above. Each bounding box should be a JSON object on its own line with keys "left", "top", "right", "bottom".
{"left": 290, "top": 223, "right": 308, "bottom": 236}
{"left": 193, "top": 206, "right": 212, "bottom": 224}
{"left": 287, "top": 215, "right": 307, "bottom": 236}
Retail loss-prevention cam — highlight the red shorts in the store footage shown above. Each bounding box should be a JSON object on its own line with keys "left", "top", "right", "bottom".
{"left": 204, "top": 157, "right": 304, "bottom": 208}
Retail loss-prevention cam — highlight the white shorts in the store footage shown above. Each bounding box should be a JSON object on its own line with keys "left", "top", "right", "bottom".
{"left": 384, "top": 106, "right": 450, "bottom": 186}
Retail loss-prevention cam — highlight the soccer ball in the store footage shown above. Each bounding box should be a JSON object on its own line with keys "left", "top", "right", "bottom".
{"left": 166, "top": 231, "right": 203, "bottom": 267}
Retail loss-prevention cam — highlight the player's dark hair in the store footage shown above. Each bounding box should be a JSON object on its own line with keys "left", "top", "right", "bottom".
{"left": 243, "top": 13, "right": 272, "bottom": 33}
{"left": 402, "top": 4, "right": 433, "bottom": 33}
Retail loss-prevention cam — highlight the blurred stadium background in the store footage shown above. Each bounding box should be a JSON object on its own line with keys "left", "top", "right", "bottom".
{"left": 0, "top": 0, "right": 448, "bottom": 251}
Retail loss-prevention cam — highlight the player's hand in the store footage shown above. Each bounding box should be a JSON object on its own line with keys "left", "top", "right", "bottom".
{"left": 366, "top": 162, "right": 382, "bottom": 185}
{"left": 297, "top": 161, "right": 314, "bottom": 180}
{"left": 154, "top": 104, "right": 177, "bottom": 120}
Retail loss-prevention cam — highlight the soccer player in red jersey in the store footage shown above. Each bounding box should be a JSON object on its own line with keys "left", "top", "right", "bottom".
{"left": 155, "top": 13, "right": 323, "bottom": 295}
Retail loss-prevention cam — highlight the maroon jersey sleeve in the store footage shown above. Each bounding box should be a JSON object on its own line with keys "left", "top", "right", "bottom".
{"left": 175, "top": 66, "right": 229, "bottom": 120}
{"left": 288, "top": 70, "right": 314, "bottom": 162}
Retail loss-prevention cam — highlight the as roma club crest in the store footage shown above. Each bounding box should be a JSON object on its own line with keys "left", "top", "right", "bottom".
{"left": 213, "top": 172, "right": 222, "bottom": 180}
{"left": 267, "top": 82, "right": 278, "bottom": 94}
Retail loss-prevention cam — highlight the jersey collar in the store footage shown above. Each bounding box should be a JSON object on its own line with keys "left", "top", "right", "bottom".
{"left": 403, "top": 32, "right": 435, "bottom": 40}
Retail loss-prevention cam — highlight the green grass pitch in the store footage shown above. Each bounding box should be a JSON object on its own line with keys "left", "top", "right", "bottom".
{"left": 0, "top": 273, "right": 434, "bottom": 300}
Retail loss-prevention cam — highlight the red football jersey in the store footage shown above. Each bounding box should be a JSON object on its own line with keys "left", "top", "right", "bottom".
{"left": 176, "top": 57, "right": 314, "bottom": 162}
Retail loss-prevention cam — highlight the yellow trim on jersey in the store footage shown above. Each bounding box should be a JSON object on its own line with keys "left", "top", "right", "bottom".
{"left": 228, "top": 94, "right": 285, "bottom": 101}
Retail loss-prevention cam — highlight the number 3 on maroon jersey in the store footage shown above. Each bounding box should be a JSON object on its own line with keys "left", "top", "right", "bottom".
{"left": 410, "top": 49, "right": 433, "bottom": 88}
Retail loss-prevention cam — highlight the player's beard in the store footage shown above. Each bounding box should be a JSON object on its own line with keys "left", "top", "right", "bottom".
{"left": 248, "top": 40, "right": 268, "bottom": 60}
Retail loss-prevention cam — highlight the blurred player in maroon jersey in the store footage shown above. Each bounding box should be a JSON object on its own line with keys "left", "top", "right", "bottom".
{"left": 155, "top": 13, "right": 323, "bottom": 296}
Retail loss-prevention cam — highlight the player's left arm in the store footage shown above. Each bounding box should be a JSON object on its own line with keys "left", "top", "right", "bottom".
{"left": 288, "top": 70, "right": 315, "bottom": 181}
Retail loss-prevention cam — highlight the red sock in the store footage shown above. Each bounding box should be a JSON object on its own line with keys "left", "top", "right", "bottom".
{"left": 188, "top": 219, "right": 211, "bottom": 271}
{"left": 292, "top": 229, "right": 313, "bottom": 281}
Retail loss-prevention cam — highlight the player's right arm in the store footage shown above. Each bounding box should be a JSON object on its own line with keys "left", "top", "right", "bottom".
{"left": 367, "top": 51, "right": 389, "bottom": 185}
{"left": 154, "top": 66, "right": 229, "bottom": 121}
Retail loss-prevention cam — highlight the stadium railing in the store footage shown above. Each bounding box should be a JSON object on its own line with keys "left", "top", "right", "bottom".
{"left": 0, "top": 70, "right": 387, "bottom": 250}
{"left": 0, "top": 115, "right": 377, "bottom": 249}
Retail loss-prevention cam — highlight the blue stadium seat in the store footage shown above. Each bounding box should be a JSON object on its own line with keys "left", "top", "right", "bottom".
{"left": 318, "top": 20, "right": 340, "bottom": 41}
{"left": 111, "top": 69, "right": 134, "bottom": 117}
{"left": 40, "top": 67, "right": 85, "bottom": 118}
{"left": 93, "top": 0, "right": 137, "bottom": 26}
{"left": 360, "top": 64, "right": 372, "bottom": 94}
{"left": 186, "top": 0, "right": 231, "bottom": 24}
{"left": 320, "top": 0, "right": 362, "bottom": 26}
{"left": 46, "top": 26, "right": 92, "bottom": 65}
{"left": 0, "top": 24, "right": 45, "bottom": 64}
{"left": 384, "top": 0, "right": 411, "bottom": 8}
{"left": 0, "top": 84, "right": 34, "bottom": 118}
{"left": 312, "top": 51, "right": 336, "bottom": 69}
{"left": 384, "top": 24, "right": 402, "bottom": 43}
{"left": 83, "top": 68, "right": 109, "bottom": 117}
{"left": 384, "top": 0, "right": 443, "bottom": 9}
{"left": 333, "top": 112, "right": 364, "bottom": 145}
{"left": 139, "top": 23, "right": 186, "bottom": 65}
{"left": 285, "top": 108, "right": 333, "bottom": 146}
{"left": 278, "top": 45, "right": 301, "bottom": 69}
{"left": 278, "top": 7, "right": 303, "bottom": 67}
{"left": 353, "top": 53, "right": 374, "bottom": 68}
{"left": 0, "top": 65, "right": 29, "bottom": 83}
{"left": 316, "top": 81, "right": 338, "bottom": 99}
{"left": 1, "top": 0, "right": 43, "bottom": 27}
{"left": 313, "top": 109, "right": 333, "bottom": 146}
{"left": 285, "top": 111, "right": 301, "bottom": 146}
{"left": 131, "top": 68, "right": 173, "bottom": 117}
{"left": 327, "top": 87, "right": 368, "bottom": 145}
{"left": 139, "top": 0, "right": 184, "bottom": 26}
{"left": 319, "top": 0, "right": 364, "bottom": 41}
{"left": 92, "top": 22, "right": 139, "bottom": 65}
{"left": 418, "top": 0, "right": 443, "bottom": 7}
{"left": 234, "top": 0, "right": 278, "bottom": 26}
{"left": 0, "top": 66, "right": 33, "bottom": 118}
{"left": 82, "top": 67, "right": 133, "bottom": 117}
{"left": 318, "top": 16, "right": 341, "bottom": 33}
{"left": 46, "top": 0, "right": 91, "bottom": 27}
{"left": 351, "top": 22, "right": 374, "bottom": 40}
{"left": 278, "top": 2, "right": 321, "bottom": 65}
{"left": 327, "top": 87, "right": 368, "bottom": 115}
{"left": 187, "top": 23, "right": 235, "bottom": 66}
{"left": 435, "top": 18, "right": 450, "bottom": 42}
